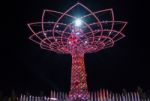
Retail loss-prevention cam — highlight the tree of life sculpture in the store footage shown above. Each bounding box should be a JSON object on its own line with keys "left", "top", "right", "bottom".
{"left": 27, "top": 3, "right": 127, "bottom": 101}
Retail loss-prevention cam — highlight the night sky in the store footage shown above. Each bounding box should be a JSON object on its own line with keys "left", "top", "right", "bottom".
{"left": 1, "top": 0, "right": 149, "bottom": 95}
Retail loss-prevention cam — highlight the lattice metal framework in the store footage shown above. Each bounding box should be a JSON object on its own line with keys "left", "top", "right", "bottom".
{"left": 28, "top": 3, "right": 127, "bottom": 101}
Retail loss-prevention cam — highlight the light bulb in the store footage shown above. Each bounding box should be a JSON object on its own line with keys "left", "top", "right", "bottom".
{"left": 74, "top": 18, "right": 82, "bottom": 27}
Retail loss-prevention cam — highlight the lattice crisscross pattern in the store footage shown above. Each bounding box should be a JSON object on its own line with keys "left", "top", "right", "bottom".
{"left": 28, "top": 3, "right": 127, "bottom": 54}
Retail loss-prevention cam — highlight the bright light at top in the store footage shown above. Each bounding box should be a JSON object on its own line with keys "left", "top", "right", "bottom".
{"left": 74, "top": 18, "right": 82, "bottom": 27}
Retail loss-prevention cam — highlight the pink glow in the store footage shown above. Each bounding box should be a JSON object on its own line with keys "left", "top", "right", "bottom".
{"left": 28, "top": 2, "right": 127, "bottom": 101}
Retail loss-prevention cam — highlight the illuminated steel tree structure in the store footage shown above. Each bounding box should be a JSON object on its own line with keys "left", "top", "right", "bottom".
{"left": 28, "top": 3, "right": 127, "bottom": 101}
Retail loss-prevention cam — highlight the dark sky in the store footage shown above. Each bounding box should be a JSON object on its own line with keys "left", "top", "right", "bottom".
{"left": 1, "top": 0, "right": 149, "bottom": 95}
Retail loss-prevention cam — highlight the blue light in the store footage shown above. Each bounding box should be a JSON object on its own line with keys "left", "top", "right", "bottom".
{"left": 74, "top": 18, "right": 82, "bottom": 27}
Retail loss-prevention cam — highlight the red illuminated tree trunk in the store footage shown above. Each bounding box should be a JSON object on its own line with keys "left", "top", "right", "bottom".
{"left": 69, "top": 52, "right": 89, "bottom": 101}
